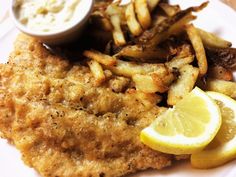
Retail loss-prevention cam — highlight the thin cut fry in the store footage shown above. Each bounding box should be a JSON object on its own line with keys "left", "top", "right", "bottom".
{"left": 106, "top": 4, "right": 126, "bottom": 46}
{"left": 167, "top": 65, "right": 199, "bottom": 105}
{"left": 83, "top": 50, "right": 117, "bottom": 66}
{"left": 152, "top": 14, "right": 168, "bottom": 27}
{"left": 132, "top": 72, "right": 172, "bottom": 93}
{"left": 86, "top": 51, "right": 169, "bottom": 77}
{"left": 139, "top": 2, "right": 208, "bottom": 45}
{"left": 111, "top": 15, "right": 126, "bottom": 46}
{"left": 135, "top": 0, "right": 152, "bottom": 29}
{"left": 197, "top": 78, "right": 236, "bottom": 99}
{"left": 172, "top": 44, "right": 193, "bottom": 59}
{"left": 147, "top": 0, "right": 160, "bottom": 11}
{"left": 125, "top": 2, "right": 143, "bottom": 36}
{"left": 132, "top": 74, "right": 163, "bottom": 93}
{"left": 104, "top": 59, "right": 170, "bottom": 77}
{"left": 87, "top": 60, "right": 106, "bottom": 86}
{"left": 159, "top": 3, "right": 181, "bottom": 16}
{"left": 186, "top": 24, "right": 208, "bottom": 76}
{"left": 117, "top": 45, "right": 168, "bottom": 62}
{"left": 197, "top": 28, "right": 232, "bottom": 49}
{"left": 148, "top": 13, "right": 196, "bottom": 46}
{"left": 166, "top": 56, "right": 194, "bottom": 70}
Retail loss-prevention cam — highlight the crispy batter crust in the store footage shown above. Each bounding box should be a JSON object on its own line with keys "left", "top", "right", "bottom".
{"left": 0, "top": 34, "right": 175, "bottom": 177}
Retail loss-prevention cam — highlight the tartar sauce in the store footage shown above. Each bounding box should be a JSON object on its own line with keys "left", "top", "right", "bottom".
{"left": 14, "top": 0, "right": 81, "bottom": 33}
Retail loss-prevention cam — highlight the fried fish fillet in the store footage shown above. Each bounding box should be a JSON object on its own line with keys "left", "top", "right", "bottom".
{"left": 0, "top": 34, "right": 178, "bottom": 177}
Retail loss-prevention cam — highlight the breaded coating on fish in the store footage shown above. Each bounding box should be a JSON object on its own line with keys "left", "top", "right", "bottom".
{"left": 0, "top": 34, "right": 177, "bottom": 177}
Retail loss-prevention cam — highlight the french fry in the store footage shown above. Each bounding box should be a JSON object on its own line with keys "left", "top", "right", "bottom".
{"left": 207, "top": 66, "right": 233, "bottom": 81}
{"left": 147, "top": 0, "right": 160, "bottom": 11}
{"left": 173, "top": 44, "right": 193, "bottom": 59}
{"left": 111, "top": 15, "right": 126, "bottom": 46}
{"left": 166, "top": 56, "right": 194, "bottom": 70}
{"left": 139, "top": 2, "right": 208, "bottom": 45}
{"left": 197, "top": 28, "right": 232, "bottom": 49}
{"left": 117, "top": 45, "right": 168, "bottom": 62}
{"left": 125, "top": 2, "right": 143, "bottom": 36}
{"left": 186, "top": 24, "right": 208, "bottom": 76}
{"left": 106, "top": 4, "right": 126, "bottom": 46}
{"left": 135, "top": 0, "right": 152, "bottom": 30}
{"left": 152, "top": 15, "right": 168, "bottom": 27}
{"left": 197, "top": 78, "right": 236, "bottom": 99}
{"left": 87, "top": 60, "right": 106, "bottom": 86}
{"left": 105, "top": 59, "right": 170, "bottom": 77}
{"left": 159, "top": 3, "right": 181, "bottom": 16}
{"left": 167, "top": 65, "right": 199, "bottom": 105}
{"left": 83, "top": 50, "right": 117, "bottom": 66}
{"left": 85, "top": 51, "right": 168, "bottom": 77}
{"left": 148, "top": 13, "right": 196, "bottom": 46}
{"left": 132, "top": 73, "right": 170, "bottom": 93}
{"left": 132, "top": 74, "right": 161, "bottom": 93}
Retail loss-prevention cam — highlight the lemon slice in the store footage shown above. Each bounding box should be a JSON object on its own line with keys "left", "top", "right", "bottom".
{"left": 191, "top": 91, "right": 236, "bottom": 168}
{"left": 140, "top": 87, "right": 221, "bottom": 155}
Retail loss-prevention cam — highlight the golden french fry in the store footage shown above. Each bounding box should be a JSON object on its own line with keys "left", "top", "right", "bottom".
{"left": 135, "top": 0, "right": 152, "bottom": 30}
{"left": 139, "top": 2, "right": 208, "bottom": 45}
{"left": 147, "top": 0, "right": 160, "bottom": 11}
{"left": 132, "top": 73, "right": 169, "bottom": 93}
{"left": 207, "top": 66, "right": 233, "bottom": 81}
{"left": 173, "top": 44, "right": 193, "bottom": 59}
{"left": 117, "top": 45, "right": 168, "bottom": 62}
{"left": 197, "top": 28, "right": 232, "bottom": 49}
{"left": 105, "top": 59, "right": 169, "bottom": 77}
{"left": 132, "top": 74, "right": 160, "bottom": 93}
{"left": 83, "top": 50, "right": 117, "bottom": 66}
{"left": 148, "top": 13, "right": 196, "bottom": 46}
{"left": 167, "top": 65, "right": 199, "bottom": 105}
{"left": 197, "top": 78, "right": 236, "bottom": 99}
{"left": 159, "top": 3, "right": 181, "bottom": 16}
{"left": 87, "top": 60, "right": 106, "bottom": 86}
{"left": 166, "top": 56, "right": 194, "bottom": 70}
{"left": 111, "top": 15, "right": 126, "bottom": 46}
{"left": 125, "top": 2, "right": 143, "bottom": 36}
{"left": 186, "top": 24, "right": 208, "bottom": 76}
{"left": 106, "top": 4, "right": 126, "bottom": 46}
{"left": 152, "top": 15, "right": 168, "bottom": 27}
{"left": 85, "top": 51, "right": 172, "bottom": 78}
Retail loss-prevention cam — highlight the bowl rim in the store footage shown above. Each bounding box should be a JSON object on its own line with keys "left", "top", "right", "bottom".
{"left": 10, "top": 0, "right": 94, "bottom": 37}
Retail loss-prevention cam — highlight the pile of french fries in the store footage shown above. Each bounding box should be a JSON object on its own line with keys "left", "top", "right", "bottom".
{"left": 84, "top": 0, "right": 236, "bottom": 106}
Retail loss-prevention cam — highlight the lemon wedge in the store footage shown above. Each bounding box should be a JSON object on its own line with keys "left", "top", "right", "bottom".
{"left": 140, "top": 87, "right": 221, "bottom": 155}
{"left": 191, "top": 91, "right": 236, "bottom": 168}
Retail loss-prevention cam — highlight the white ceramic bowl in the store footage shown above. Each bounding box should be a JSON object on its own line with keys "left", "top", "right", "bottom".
{"left": 10, "top": 0, "right": 94, "bottom": 45}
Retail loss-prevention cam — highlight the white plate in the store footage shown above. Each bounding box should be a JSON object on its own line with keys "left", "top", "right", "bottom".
{"left": 1, "top": 0, "right": 236, "bottom": 177}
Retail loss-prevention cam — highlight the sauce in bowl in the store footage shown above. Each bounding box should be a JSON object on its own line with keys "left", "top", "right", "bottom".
{"left": 11, "top": 0, "right": 94, "bottom": 44}
{"left": 14, "top": 0, "right": 81, "bottom": 33}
